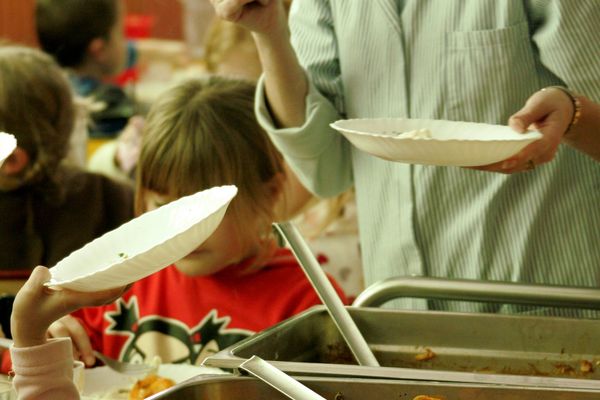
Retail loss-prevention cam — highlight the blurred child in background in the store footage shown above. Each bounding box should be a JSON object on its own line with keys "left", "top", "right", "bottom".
{"left": 35, "top": 0, "right": 134, "bottom": 139}
{"left": 48, "top": 76, "right": 347, "bottom": 367}
{"left": 36, "top": 0, "right": 145, "bottom": 190}
{"left": 0, "top": 45, "right": 133, "bottom": 271}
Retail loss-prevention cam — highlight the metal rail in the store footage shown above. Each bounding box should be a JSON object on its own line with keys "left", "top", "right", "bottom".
{"left": 353, "top": 276, "right": 600, "bottom": 309}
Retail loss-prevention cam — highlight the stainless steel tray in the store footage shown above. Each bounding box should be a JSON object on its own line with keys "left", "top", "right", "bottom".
{"left": 149, "top": 374, "right": 600, "bottom": 399}
{"left": 204, "top": 278, "right": 600, "bottom": 390}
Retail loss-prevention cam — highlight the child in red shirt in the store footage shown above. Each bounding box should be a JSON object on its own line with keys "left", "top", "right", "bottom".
{"left": 48, "top": 76, "right": 348, "bottom": 367}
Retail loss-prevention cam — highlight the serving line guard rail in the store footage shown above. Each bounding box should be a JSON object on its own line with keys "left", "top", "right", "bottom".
{"left": 353, "top": 276, "right": 600, "bottom": 309}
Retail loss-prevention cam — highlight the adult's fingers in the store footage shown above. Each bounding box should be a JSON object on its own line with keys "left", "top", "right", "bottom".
{"left": 509, "top": 96, "right": 554, "bottom": 134}
{"left": 470, "top": 138, "right": 548, "bottom": 173}
{"left": 212, "top": 0, "right": 255, "bottom": 21}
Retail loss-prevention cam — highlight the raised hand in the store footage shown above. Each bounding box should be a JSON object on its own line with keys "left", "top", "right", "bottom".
{"left": 11, "top": 266, "right": 127, "bottom": 365}
{"left": 210, "top": 0, "right": 287, "bottom": 36}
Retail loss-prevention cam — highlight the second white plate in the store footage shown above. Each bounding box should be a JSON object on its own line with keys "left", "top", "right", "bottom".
{"left": 46, "top": 185, "right": 238, "bottom": 291}
{"left": 82, "top": 364, "right": 229, "bottom": 399}
{"left": 331, "top": 118, "right": 542, "bottom": 167}
{"left": 0, "top": 132, "right": 16, "bottom": 165}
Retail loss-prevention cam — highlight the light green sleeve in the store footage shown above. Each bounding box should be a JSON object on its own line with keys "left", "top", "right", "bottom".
{"left": 255, "top": 75, "right": 353, "bottom": 198}
{"left": 527, "top": 0, "right": 600, "bottom": 100}
{"left": 254, "top": 0, "right": 354, "bottom": 198}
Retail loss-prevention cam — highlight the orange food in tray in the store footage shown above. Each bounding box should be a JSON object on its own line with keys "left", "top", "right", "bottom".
{"left": 129, "top": 374, "right": 175, "bottom": 400}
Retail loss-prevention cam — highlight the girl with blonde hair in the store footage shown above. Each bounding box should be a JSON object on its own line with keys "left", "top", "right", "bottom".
{"left": 48, "top": 76, "right": 347, "bottom": 368}
{"left": 0, "top": 44, "right": 133, "bottom": 271}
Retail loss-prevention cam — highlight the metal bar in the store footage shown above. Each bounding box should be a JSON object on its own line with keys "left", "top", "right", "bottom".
{"left": 353, "top": 276, "right": 600, "bottom": 308}
{"left": 273, "top": 222, "right": 379, "bottom": 367}
{"left": 240, "top": 356, "right": 326, "bottom": 400}
{"left": 208, "top": 355, "right": 600, "bottom": 391}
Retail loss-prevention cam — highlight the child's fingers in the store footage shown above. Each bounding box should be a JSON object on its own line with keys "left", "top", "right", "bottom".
{"left": 10, "top": 266, "right": 56, "bottom": 345}
{"left": 47, "top": 317, "right": 72, "bottom": 339}
{"left": 60, "top": 285, "right": 128, "bottom": 311}
{"left": 51, "top": 316, "right": 95, "bottom": 366}
{"left": 85, "top": 285, "right": 129, "bottom": 307}
{"left": 24, "top": 266, "right": 52, "bottom": 288}
{"left": 14, "top": 266, "right": 52, "bottom": 308}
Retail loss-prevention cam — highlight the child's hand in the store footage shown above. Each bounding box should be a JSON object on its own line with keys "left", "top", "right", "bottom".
{"left": 11, "top": 266, "right": 126, "bottom": 357}
{"left": 115, "top": 116, "right": 144, "bottom": 175}
{"left": 48, "top": 315, "right": 96, "bottom": 366}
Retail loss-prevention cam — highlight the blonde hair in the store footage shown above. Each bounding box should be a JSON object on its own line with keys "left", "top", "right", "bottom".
{"left": 202, "top": 19, "right": 262, "bottom": 81}
{"left": 204, "top": 20, "right": 256, "bottom": 73}
{"left": 136, "top": 76, "right": 284, "bottom": 237}
{"left": 203, "top": 1, "right": 291, "bottom": 80}
{"left": 0, "top": 44, "right": 74, "bottom": 193}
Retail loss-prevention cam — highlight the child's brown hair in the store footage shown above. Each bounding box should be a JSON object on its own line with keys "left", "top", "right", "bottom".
{"left": 0, "top": 45, "right": 74, "bottom": 192}
{"left": 136, "top": 76, "right": 285, "bottom": 238}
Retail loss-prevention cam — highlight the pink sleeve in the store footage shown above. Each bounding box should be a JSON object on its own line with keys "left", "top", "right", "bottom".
{"left": 10, "top": 338, "right": 80, "bottom": 400}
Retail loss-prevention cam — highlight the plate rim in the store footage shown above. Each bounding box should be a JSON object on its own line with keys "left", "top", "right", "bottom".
{"left": 45, "top": 185, "right": 237, "bottom": 288}
{"left": 330, "top": 118, "right": 543, "bottom": 142}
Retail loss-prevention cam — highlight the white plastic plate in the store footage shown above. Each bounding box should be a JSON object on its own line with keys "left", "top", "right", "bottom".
{"left": 331, "top": 118, "right": 542, "bottom": 167}
{"left": 46, "top": 185, "right": 237, "bottom": 291}
{"left": 0, "top": 132, "right": 17, "bottom": 166}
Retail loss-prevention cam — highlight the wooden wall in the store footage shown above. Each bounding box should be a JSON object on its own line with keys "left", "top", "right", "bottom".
{"left": 123, "top": 0, "right": 183, "bottom": 40}
{"left": 0, "top": 0, "right": 37, "bottom": 46}
{"left": 0, "top": 0, "right": 183, "bottom": 47}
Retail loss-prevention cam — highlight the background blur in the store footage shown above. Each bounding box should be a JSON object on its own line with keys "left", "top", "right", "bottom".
{"left": 0, "top": 0, "right": 184, "bottom": 46}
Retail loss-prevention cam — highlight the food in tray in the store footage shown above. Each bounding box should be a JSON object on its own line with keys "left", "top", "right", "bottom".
{"left": 128, "top": 374, "right": 175, "bottom": 400}
{"left": 82, "top": 360, "right": 229, "bottom": 399}
{"left": 580, "top": 359, "right": 594, "bottom": 373}
{"left": 414, "top": 348, "right": 436, "bottom": 361}
{"left": 553, "top": 359, "right": 596, "bottom": 376}
{"left": 412, "top": 396, "right": 445, "bottom": 400}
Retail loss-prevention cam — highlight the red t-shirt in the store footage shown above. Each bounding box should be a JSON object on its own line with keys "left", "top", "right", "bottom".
{"left": 71, "top": 248, "right": 347, "bottom": 366}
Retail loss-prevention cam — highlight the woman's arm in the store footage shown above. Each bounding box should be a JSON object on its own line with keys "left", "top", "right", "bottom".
{"left": 212, "top": 0, "right": 352, "bottom": 198}
{"left": 561, "top": 95, "right": 600, "bottom": 162}
{"left": 253, "top": 27, "right": 308, "bottom": 128}
{"left": 211, "top": 0, "right": 307, "bottom": 128}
